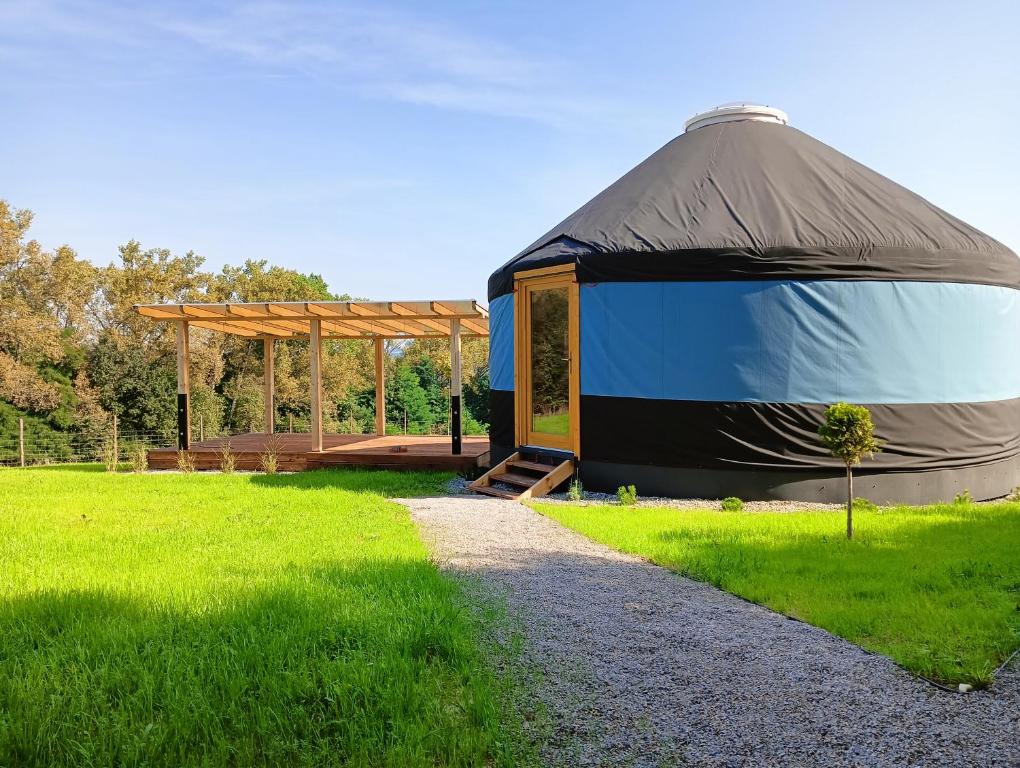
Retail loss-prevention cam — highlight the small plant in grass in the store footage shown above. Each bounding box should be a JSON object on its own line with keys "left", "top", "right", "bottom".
{"left": 721, "top": 496, "right": 743, "bottom": 512}
{"left": 567, "top": 477, "right": 583, "bottom": 502}
{"left": 819, "top": 402, "right": 883, "bottom": 539}
{"left": 129, "top": 446, "right": 148, "bottom": 473}
{"left": 1009, "top": 486, "right": 1020, "bottom": 502}
{"left": 616, "top": 484, "right": 638, "bottom": 506}
{"left": 176, "top": 450, "right": 196, "bottom": 473}
{"left": 260, "top": 434, "right": 282, "bottom": 475}
{"left": 852, "top": 497, "right": 878, "bottom": 514}
{"left": 218, "top": 440, "right": 236, "bottom": 474}
{"left": 954, "top": 488, "right": 973, "bottom": 505}
{"left": 101, "top": 439, "right": 118, "bottom": 472}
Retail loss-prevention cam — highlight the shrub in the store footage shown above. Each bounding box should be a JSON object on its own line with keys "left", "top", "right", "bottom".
{"left": 852, "top": 497, "right": 878, "bottom": 514}
{"left": 616, "top": 485, "right": 638, "bottom": 506}
{"left": 954, "top": 488, "right": 973, "bottom": 505}
{"left": 567, "top": 477, "right": 583, "bottom": 502}
{"left": 721, "top": 496, "right": 743, "bottom": 512}
{"left": 819, "top": 402, "right": 883, "bottom": 539}
{"left": 260, "top": 434, "right": 281, "bottom": 475}
{"left": 130, "top": 446, "right": 148, "bottom": 473}
{"left": 176, "top": 450, "right": 195, "bottom": 473}
{"left": 102, "top": 440, "right": 119, "bottom": 473}
{"left": 261, "top": 451, "right": 278, "bottom": 475}
{"left": 218, "top": 440, "right": 236, "bottom": 474}
{"left": 1009, "top": 487, "right": 1020, "bottom": 502}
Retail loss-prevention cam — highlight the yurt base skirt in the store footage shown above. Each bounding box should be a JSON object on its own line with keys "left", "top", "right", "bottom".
{"left": 487, "top": 391, "right": 1020, "bottom": 503}
{"left": 488, "top": 441, "right": 1019, "bottom": 504}
{"left": 577, "top": 455, "right": 1020, "bottom": 505}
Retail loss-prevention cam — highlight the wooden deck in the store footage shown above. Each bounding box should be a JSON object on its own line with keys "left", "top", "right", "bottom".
{"left": 148, "top": 433, "right": 490, "bottom": 473}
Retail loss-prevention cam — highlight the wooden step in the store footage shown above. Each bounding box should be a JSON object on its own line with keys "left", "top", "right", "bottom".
{"left": 489, "top": 471, "right": 539, "bottom": 488}
{"left": 507, "top": 459, "right": 554, "bottom": 474}
{"left": 469, "top": 451, "right": 575, "bottom": 502}
{"left": 473, "top": 485, "right": 520, "bottom": 500}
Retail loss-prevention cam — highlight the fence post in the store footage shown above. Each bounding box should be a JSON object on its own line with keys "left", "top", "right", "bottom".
{"left": 18, "top": 418, "right": 25, "bottom": 467}
{"left": 289, "top": 414, "right": 293, "bottom": 433}
{"left": 403, "top": 408, "right": 407, "bottom": 435}
{"left": 199, "top": 414, "right": 204, "bottom": 442}
{"left": 112, "top": 414, "right": 118, "bottom": 468}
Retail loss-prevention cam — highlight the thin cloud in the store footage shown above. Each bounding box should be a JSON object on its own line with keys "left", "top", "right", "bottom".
{"left": 152, "top": 1, "right": 588, "bottom": 125}
{"left": 1, "top": 0, "right": 621, "bottom": 126}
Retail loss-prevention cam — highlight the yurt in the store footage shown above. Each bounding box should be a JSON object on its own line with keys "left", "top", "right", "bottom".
{"left": 486, "top": 104, "right": 1020, "bottom": 503}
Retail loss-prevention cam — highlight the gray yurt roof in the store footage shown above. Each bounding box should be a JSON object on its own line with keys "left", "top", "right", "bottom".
{"left": 488, "top": 106, "right": 1019, "bottom": 300}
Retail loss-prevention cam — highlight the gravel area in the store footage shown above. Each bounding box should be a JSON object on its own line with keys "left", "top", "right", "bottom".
{"left": 404, "top": 495, "right": 1020, "bottom": 767}
{"left": 538, "top": 489, "right": 1020, "bottom": 513}
{"left": 540, "top": 491, "right": 845, "bottom": 513}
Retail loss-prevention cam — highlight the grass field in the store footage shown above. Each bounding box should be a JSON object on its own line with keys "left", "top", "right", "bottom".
{"left": 0, "top": 466, "right": 520, "bottom": 767}
{"left": 533, "top": 500, "right": 1020, "bottom": 686}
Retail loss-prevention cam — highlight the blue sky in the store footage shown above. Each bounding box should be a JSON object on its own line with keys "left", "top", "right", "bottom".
{"left": 3, "top": 0, "right": 1018, "bottom": 302}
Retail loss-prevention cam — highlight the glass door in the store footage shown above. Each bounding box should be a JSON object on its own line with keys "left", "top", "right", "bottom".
{"left": 516, "top": 270, "right": 578, "bottom": 453}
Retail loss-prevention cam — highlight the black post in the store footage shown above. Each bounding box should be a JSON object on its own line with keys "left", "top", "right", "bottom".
{"left": 451, "top": 395, "right": 462, "bottom": 455}
{"left": 177, "top": 393, "right": 190, "bottom": 450}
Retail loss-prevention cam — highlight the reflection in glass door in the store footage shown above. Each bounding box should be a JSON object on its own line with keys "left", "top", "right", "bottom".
{"left": 529, "top": 287, "right": 570, "bottom": 437}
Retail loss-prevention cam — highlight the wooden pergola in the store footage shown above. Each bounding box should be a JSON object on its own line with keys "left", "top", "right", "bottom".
{"left": 133, "top": 300, "right": 489, "bottom": 455}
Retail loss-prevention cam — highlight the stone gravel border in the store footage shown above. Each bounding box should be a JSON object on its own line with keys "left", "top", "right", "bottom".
{"left": 445, "top": 476, "right": 1018, "bottom": 513}
{"left": 406, "top": 494, "right": 1019, "bottom": 767}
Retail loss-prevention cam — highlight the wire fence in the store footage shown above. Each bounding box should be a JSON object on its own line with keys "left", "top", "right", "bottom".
{"left": 269, "top": 413, "right": 485, "bottom": 438}
{"left": 0, "top": 420, "right": 172, "bottom": 468}
{"left": 0, "top": 416, "right": 263, "bottom": 468}
{"left": 2, "top": 412, "right": 488, "bottom": 468}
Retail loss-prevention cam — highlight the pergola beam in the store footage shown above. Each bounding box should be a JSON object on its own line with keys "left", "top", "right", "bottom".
{"left": 460, "top": 318, "right": 488, "bottom": 335}
{"left": 181, "top": 305, "right": 304, "bottom": 337}
{"left": 186, "top": 319, "right": 263, "bottom": 337}
{"left": 320, "top": 319, "right": 373, "bottom": 337}
{"left": 134, "top": 300, "right": 488, "bottom": 340}
{"left": 139, "top": 300, "right": 485, "bottom": 320}
{"left": 322, "top": 332, "right": 485, "bottom": 340}
{"left": 341, "top": 317, "right": 430, "bottom": 337}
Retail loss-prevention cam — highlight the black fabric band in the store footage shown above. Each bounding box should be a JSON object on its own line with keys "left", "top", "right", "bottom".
{"left": 488, "top": 245, "right": 1020, "bottom": 301}
{"left": 578, "top": 395, "right": 1020, "bottom": 471}
{"left": 489, "top": 389, "right": 514, "bottom": 449}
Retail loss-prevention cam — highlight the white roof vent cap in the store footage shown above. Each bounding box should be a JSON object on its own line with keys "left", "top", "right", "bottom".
{"left": 684, "top": 103, "right": 789, "bottom": 132}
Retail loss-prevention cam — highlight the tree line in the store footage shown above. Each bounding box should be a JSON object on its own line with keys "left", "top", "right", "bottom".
{"left": 0, "top": 200, "right": 491, "bottom": 461}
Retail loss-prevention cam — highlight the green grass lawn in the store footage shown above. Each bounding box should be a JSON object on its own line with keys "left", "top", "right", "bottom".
{"left": 0, "top": 466, "right": 519, "bottom": 767}
{"left": 531, "top": 412, "right": 569, "bottom": 435}
{"left": 533, "top": 500, "right": 1020, "bottom": 687}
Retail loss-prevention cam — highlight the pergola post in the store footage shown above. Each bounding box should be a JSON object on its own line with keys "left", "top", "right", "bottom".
{"left": 176, "top": 320, "right": 190, "bottom": 449}
{"left": 374, "top": 338, "right": 386, "bottom": 436}
{"left": 309, "top": 319, "right": 323, "bottom": 452}
{"left": 450, "top": 318, "right": 462, "bottom": 455}
{"left": 263, "top": 337, "right": 275, "bottom": 434}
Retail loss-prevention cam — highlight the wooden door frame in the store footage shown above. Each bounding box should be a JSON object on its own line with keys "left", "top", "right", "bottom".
{"left": 513, "top": 264, "right": 580, "bottom": 456}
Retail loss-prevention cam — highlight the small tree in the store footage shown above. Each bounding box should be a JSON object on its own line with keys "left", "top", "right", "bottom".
{"left": 819, "top": 402, "right": 882, "bottom": 539}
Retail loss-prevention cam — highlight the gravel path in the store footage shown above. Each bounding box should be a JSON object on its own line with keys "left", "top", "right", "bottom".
{"left": 405, "top": 495, "right": 1020, "bottom": 768}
